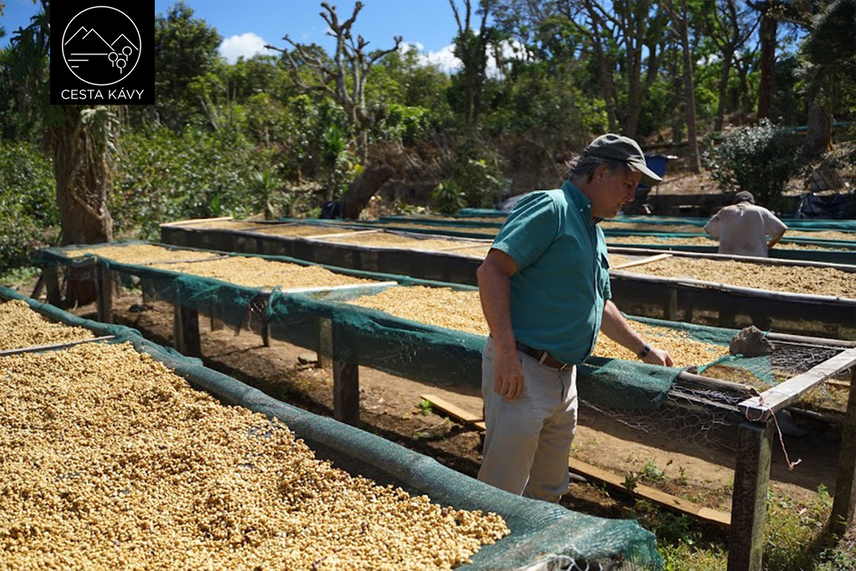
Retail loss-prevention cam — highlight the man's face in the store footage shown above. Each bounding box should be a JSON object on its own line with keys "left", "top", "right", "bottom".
{"left": 590, "top": 165, "right": 643, "bottom": 219}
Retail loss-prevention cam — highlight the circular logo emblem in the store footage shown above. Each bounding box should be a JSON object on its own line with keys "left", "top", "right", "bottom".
{"left": 61, "top": 5, "right": 142, "bottom": 87}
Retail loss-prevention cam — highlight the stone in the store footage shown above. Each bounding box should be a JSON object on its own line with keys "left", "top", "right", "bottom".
{"left": 729, "top": 325, "right": 775, "bottom": 357}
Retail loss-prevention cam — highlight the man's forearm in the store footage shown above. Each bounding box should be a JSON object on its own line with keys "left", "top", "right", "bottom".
{"left": 477, "top": 263, "right": 516, "bottom": 352}
{"left": 768, "top": 231, "right": 785, "bottom": 249}
{"left": 600, "top": 300, "right": 647, "bottom": 355}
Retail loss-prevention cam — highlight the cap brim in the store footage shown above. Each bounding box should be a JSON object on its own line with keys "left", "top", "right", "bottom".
{"left": 628, "top": 159, "right": 662, "bottom": 186}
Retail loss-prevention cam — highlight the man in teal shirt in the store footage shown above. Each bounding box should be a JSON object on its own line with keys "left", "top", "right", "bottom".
{"left": 477, "top": 134, "right": 674, "bottom": 502}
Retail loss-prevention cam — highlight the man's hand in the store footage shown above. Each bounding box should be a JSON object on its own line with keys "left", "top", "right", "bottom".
{"left": 643, "top": 346, "right": 674, "bottom": 367}
{"left": 494, "top": 346, "right": 524, "bottom": 401}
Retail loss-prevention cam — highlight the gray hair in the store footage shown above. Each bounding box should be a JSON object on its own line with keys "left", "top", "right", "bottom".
{"left": 563, "top": 155, "right": 632, "bottom": 183}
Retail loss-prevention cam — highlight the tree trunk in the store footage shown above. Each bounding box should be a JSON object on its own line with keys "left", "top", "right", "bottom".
{"left": 625, "top": 81, "right": 642, "bottom": 140}
{"left": 715, "top": 48, "right": 734, "bottom": 132}
{"left": 51, "top": 106, "right": 115, "bottom": 306}
{"left": 757, "top": 12, "right": 777, "bottom": 120}
{"left": 679, "top": 11, "right": 702, "bottom": 172}
{"left": 804, "top": 103, "right": 832, "bottom": 157}
{"left": 341, "top": 164, "right": 394, "bottom": 219}
{"left": 53, "top": 107, "right": 114, "bottom": 245}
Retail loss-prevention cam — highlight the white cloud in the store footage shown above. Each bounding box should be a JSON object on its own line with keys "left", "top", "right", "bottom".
{"left": 404, "top": 42, "right": 461, "bottom": 74}
{"left": 401, "top": 38, "right": 525, "bottom": 77}
{"left": 219, "top": 33, "right": 275, "bottom": 64}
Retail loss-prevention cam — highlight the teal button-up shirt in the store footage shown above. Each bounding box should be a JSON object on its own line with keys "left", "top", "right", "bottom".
{"left": 491, "top": 181, "right": 611, "bottom": 364}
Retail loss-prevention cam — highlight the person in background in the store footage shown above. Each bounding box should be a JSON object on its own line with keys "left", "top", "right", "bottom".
{"left": 476, "top": 133, "right": 674, "bottom": 503}
{"left": 703, "top": 191, "right": 787, "bottom": 257}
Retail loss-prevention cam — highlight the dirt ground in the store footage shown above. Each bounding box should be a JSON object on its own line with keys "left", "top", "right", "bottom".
{"left": 15, "top": 277, "right": 845, "bottom": 531}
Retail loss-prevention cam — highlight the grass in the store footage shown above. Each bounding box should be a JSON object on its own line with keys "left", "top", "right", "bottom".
{"left": 0, "top": 265, "right": 39, "bottom": 289}
{"left": 640, "top": 484, "right": 856, "bottom": 570}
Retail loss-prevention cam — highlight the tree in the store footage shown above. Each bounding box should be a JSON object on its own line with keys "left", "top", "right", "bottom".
{"left": 154, "top": 2, "right": 222, "bottom": 130}
{"left": 666, "top": 0, "right": 702, "bottom": 171}
{"left": 449, "top": 0, "right": 497, "bottom": 128}
{"left": 704, "top": 0, "right": 757, "bottom": 131}
{"left": 8, "top": 1, "right": 117, "bottom": 247}
{"left": 561, "top": 0, "right": 669, "bottom": 138}
{"left": 800, "top": 0, "right": 856, "bottom": 155}
{"left": 52, "top": 106, "right": 118, "bottom": 245}
{"left": 753, "top": 2, "right": 778, "bottom": 119}
{"left": 265, "top": 2, "right": 401, "bottom": 164}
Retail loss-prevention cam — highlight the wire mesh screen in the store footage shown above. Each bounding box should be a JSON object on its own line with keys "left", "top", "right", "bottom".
{"left": 586, "top": 341, "right": 852, "bottom": 452}
{"left": 243, "top": 292, "right": 270, "bottom": 336}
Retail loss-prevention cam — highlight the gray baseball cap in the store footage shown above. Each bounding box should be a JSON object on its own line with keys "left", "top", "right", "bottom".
{"left": 583, "top": 133, "right": 662, "bottom": 186}
{"left": 734, "top": 191, "right": 755, "bottom": 204}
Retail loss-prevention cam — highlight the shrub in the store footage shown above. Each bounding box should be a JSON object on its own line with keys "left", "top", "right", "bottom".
{"left": 705, "top": 120, "right": 802, "bottom": 209}
{"left": 113, "top": 128, "right": 263, "bottom": 239}
{"left": 0, "top": 142, "right": 57, "bottom": 272}
{"left": 430, "top": 182, "right": 466, "bottom": 215}
{"left": 444, "top": 138, "right": 508, "bottom": 209}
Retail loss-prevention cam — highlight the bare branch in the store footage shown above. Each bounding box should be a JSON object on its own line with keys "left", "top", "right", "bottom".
{"left": 368, "top": 36, "right": 402, "bottom": 65}
{"left": 449, "top": 0, "right": 464, "bottom": 32}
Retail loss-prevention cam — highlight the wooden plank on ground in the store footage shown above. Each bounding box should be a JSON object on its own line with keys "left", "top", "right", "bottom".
{"left": 423, "top": 393, "right": 732, "bottom": 528}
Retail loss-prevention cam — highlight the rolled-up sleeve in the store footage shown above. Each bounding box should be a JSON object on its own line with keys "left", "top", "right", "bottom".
{"left": 704, "top": 214, "right": 721, "bottom": 238}
{"left": 491, "top": 193, "right": 558, "bottom": 272}
{"left": 763, "top": 210, "right": 788, "bottom": 238}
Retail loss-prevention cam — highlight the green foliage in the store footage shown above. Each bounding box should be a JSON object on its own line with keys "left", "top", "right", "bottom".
{"left": 443, "top": 138, "right": 508, "bottom": 209}
{"left": 415, "top": 399, "right": 434, "bottom": 416}
{"left": 0, "top": 265, "right": 40, "bottom": 288}
{"left": 113, "top": 128, "right": 265, "bottom": 239}
{"left": 639, "top": 459, "right": 666, "bottom": 484}
{"left": 801, "top": 0, "right": 856, "bottom": 117}
{"left": 248, "top": 163, "right": 285, "bottom": 220}
{"left": 0, "top": 141, "right": 56, "bottom": 272}
{"left": 375, "top": 104, "right": 432, "bottom": 146}
{"left": 764, "top": 486, "right": 832, "bottom": 570}
{"left": 154, "top": 2, "right": 223, "bottom": 130}
{"left": 431, "top": 182, "right": 466, "bottom": 215}
{"left": 705, "top": 120, "right": 802, "bottom": 208}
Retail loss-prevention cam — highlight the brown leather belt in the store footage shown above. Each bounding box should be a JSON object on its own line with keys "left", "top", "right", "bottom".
{"left": 515, "top": 342, "right": 572, "bottom": 372}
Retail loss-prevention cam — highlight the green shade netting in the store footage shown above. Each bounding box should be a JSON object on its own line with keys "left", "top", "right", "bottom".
{"left": 456, "top": 208, "right": 507, "bottom": 218}
{"left": 267, "top": 285, "right": 680, "bottom": 411}
{"left": 34, "top": 240, "right": 797, "bottom": 396}
{"left": 0, "top": 285, "right": 664, "bottom": 569}
{"left": 34, "top": 240, "right": 788, "bottom": 394}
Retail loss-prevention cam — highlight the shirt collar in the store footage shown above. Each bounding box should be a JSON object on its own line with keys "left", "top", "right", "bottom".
{"left": 562, "top": 181, "right": 598, "bottom": 225}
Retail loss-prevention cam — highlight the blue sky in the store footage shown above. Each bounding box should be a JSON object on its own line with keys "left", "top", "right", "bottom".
{"left": 1, "top": 0, "right": 465, "bottom": 71}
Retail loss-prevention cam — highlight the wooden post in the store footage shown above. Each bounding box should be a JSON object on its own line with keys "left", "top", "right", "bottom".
{"left": 664, "top": 288, "right": 679, "bottom": 321}
{"left": 728, "top": 420, "right": 773, "bottom": 571}
{"left": 209, "top": 301, "right": 225, "bottom": 331}
{"left": 96, "top": 265, "right": 113, "bottom": 324}
{"left": 173, "top": 303, "right": 201, "bottom": 357}
{"left": 140, "top": 278, "right": 151, "bottom": 306}
{"left": 684, "top": 291, "right": 695, "bottom": 323}
{"left": 317, "top": 317, "right": 333, "bottom": 369}
{"left": 262, "top": 321, "right": 271, "bottom": 348}
{"left": 720, "top": 306, "right": 738, "bottom": 329}
{"left": 831, "top": 365, "right": 856, "bottom": 535}
{"left": 333, "top": 361, "right": 360, "bottom": 426}
{"left": 44, "top": 266, "right": 62, "bottom": 307}
{"left": 326, "top": 318, "right": 359, "bottom": 425}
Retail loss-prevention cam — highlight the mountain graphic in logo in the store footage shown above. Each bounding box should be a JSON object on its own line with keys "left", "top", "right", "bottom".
{"left": 61, "top": 6, "right": 142, "bottom": 86}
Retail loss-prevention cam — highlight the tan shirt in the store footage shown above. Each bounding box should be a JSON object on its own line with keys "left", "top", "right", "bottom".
{"left": 703, "top": 203, "right": 788, "bottom": 257}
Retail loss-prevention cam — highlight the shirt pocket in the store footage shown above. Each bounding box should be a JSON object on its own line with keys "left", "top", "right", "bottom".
{"left": 597, "top": 252, "right": 611, "bottom": 298}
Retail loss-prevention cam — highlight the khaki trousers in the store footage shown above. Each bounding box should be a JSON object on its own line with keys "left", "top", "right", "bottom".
{"left": 477, "top": 337, "right": 578, "bottom": 503}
